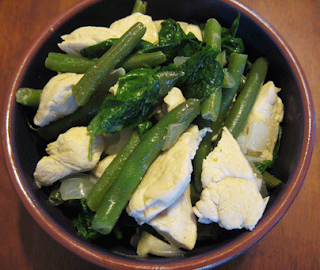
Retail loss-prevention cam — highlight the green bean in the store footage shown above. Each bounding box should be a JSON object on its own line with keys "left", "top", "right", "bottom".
{"left": 192, "top": 53, "right": 249, "bottom": 192}
{"left": 192, "top": 118, "right": 212, "bottom": 192}
{"left": 224, "top": 57, "right": 268, "bottom": 138}
{"left": 46, "top": 51, "right": 166, "bottom": 74}
{"left": 204, "top": 18, "right": 222, "bottom": 65}
{"left": 201, "top": 88, "right": 222, "bottom": 122}
{"left": 209, "top": 53, "right": 248, "bottom": 136}
{"left": 262, "top": 171, "right": 284, "bottom": 190}
{"left": 15, "top": 88, "right": 42, "bottom": 107}
{"left": 91, "top": 98, "right": 200, "bottom": 234}
{"left": 120, "top": 51, "right": 166, "bottom": 71}
{"left": 132, "top": 0, "right": 147, "bottom": 14}
{"left": 45, "top": 53, "right": 97, "bottom": 74}
{"left": 72, "top": 22, "right": 146, "bottom": 106}
{"left": 87, "top": 130, "right": 141, "bottom": 212}
{"left": 81, "top": 39, "right": 155, "bottom": 59}
{"left": 192, "top": 22, "right": 231, "bottom": 191}
{"left": 220, "top": 54, "right": 248, "bottom": 115}
{"left": 200, "top": 18, "right": 223, "bottom": 122}
{"left": 37, "top": 91, "right": 109, "bottom": 141}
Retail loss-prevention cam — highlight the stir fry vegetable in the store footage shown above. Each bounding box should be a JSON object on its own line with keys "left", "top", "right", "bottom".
{"left": 17, "top": 0, "right": 285, "bottom": 257}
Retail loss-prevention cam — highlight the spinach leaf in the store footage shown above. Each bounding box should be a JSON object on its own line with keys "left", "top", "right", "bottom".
{"left": 221, "top": 12, "right": 245, "bottom": 59}
{"left": 74, "top": 199, "right": 100, "bottom": 240}
{"left": 184, "top": 52, "right": 224, "bottom": 100}
{"left": 166, "top": 46, "right": 224, "bottom": 101}
{"left": 88, "top": 68, "right": 160, "bottom": 138}
{"left": 145, "top": 19, "right": 205, "bottom": 61}
{"left": 158, "top": 18, "right": 187, "bottom": 46}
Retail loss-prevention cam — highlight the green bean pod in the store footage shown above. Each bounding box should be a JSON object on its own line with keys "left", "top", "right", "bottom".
{"left": 263, "top": 171, "right": 284, "bottom": 190}
{"left": 201, "top": 88, "right": 222, "bottom": 122}
{"left": 224, "top": 57, "right": 268, "bottom": 138}
{"left": 15, "top": 88, "right": 42, "bottom": 107}
{"left": 132, "top": 0, "right": 147, "bottom": 14}
{"left": 72, "top": 22, "right": 146, "bottom": 106}
{"left": 91, "top": 98, "right": 200, "bottom": 234}
{"left": 46, "top": 51, "right": 166, "bottom": 74}
{"left": 87, "top": 130, "right": 141, "bottom": 211}
{"left": 45, "top": 52, "right": 97, "bottom": 74}
{"left": 192, "top": 127, "right": 212, "bottom": 193}
{"left": 120, "top": 51, "right": 166, "bottom": 71}
{"left": 192, "top": 54, "right": 248, "bottom": 190}
{"left": 210, "top": 53, "right": 248, "bottom": 137}
{"left": 204, "top": 18, "right": 222, "bottom": 65}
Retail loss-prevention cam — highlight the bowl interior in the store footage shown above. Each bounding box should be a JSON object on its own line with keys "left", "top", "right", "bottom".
{"left": 5, "top": 0, "right": 314, "bottom": 269}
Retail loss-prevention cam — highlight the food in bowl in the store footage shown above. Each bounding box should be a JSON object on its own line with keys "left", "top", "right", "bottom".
{"left": 14, "top": 0, "right": 286, "bottom": 258}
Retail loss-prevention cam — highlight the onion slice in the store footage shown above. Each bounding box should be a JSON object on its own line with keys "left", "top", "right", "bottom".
{"left": 60, "top": 173, "right": 97, "bottom": 201}
{"left": 246, "top": 121, "right": 270, "bottom": 154}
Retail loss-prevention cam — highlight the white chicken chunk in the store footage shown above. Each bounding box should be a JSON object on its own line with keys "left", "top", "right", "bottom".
{"left": 200, "top": 127, "right": 257, "bottom": 188}
{"left": 33, "top": 73, "right": 83, "bottom": 127}
{"left": 109, "top": 12, "right": 159, "bottom": 45}
{"left": 240, "top": 81, "right": 284, "bottom": 160}
{"left": 127, "top": 125, "right": 210, "bottom": 224}
{"left": 34, "top": 127, "right": 105, "bottom": 187}
{"left": 148, "top": 185, "right": 197, "bottom": 250}
{"left": 194, "top": 177, "right": 269, "bottom": 230}
{"left": 163, "top": 87, "right": 186, "bottom": 112}
{"left": 177, "top": 21, "right": 203, "bottom": 41}
{"left": 193, "top": 127, "right": 268, "bottom": 231}
{"left": 91, "top": 154, "right": 117, "bottom": 178}
{"left": 154, "top": 87, "right": 186, "bottom": 120}
{"left": 58, "top": 26, "right": 120, "bottom": 55}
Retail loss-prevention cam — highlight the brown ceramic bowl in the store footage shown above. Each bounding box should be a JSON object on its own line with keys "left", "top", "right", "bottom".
{"left": 3, "top": 0, "right": 315, "bottom": 269}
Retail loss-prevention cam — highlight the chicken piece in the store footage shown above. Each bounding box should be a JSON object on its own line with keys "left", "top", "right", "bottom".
{"left": 91, "top": 154, "right": 117, "bottom": 178}
{"left": 240, "top": 81, "right": 284, "bottom": 160}
{"left": 109, "top": 12, "right": 158, "bottom": 45}
{"left": 58, "top": 26, "right": 120, "bottom": 56}
{"left": 34, "top": 127, "right": 105, "bottom": 187}
{"left": 33, "top": 73, "right": 83, "bottom": 127}
{"left": 193, "top": 127, "right": 268, "bottom": 231}
{"left": 148, "top": 185, "right": 197, "bottom": 250}
{"left": 163, "top": 87, "right": 186, "bottom": 112}
{"left": 177, "top": 21, "right": 203, "bottom": 41}
{"left": 154, "top": 87, "right": 186, "bottom": 120}
{"left": 194, "top": 177, "right": 269, "bottom": 230}
{"left": 127, "top": 125, "right": 210, "bottom": 224}
{"left": 200, "top": 127, "right": 257, "bottom": 188}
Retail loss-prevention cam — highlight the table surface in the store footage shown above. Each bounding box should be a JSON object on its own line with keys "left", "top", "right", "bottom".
{"left": 0, "top": 0, "right": 319, "bottom": 269}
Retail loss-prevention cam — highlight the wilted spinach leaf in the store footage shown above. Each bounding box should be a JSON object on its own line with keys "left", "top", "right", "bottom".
{"left": 88, "top": 68, "right": 161, "bottom": 139}
{"left": 221, "top": 12, "right": 245, "bottom": 58}
{"left": 145, "top": 18, "right": 205, "bottom": 61}
{"left": 74, "top": 199, "right": 100, "bottom": 240}
{"left": 165, "top": 46, "right": 224, "bottom": 101}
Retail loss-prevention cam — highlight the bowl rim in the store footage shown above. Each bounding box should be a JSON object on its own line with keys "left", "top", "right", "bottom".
{"left": 3, "top": 0, "right": 315, "bottom": 269}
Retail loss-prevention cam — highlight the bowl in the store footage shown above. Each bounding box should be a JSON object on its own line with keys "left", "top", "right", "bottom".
{"left": 3, "top": 0, "right": 315, "bottom": 269}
